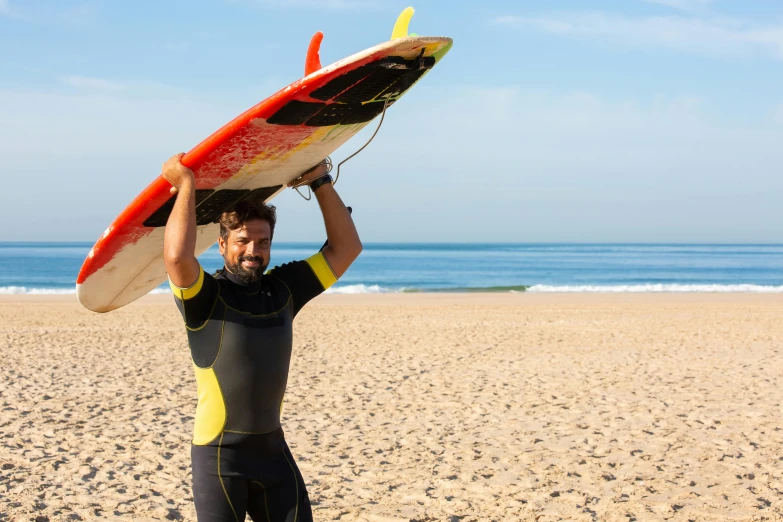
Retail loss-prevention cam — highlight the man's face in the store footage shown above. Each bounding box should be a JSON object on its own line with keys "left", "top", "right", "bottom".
{"left": 218, "top": 219, "right": 272, "bottom": 284}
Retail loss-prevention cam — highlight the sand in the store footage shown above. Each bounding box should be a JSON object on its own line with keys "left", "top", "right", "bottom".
{"left": 1, "top": 293, "right": 782, "bottom": 521}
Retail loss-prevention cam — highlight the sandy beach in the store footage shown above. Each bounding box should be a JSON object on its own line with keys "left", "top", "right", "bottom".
{"left": 1, "top": 293, "right": 782, "bottom": 522}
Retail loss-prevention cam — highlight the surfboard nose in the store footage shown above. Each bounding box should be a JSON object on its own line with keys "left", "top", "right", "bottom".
{"left": 76, "top": 283, "right": 112, "bottom": 313}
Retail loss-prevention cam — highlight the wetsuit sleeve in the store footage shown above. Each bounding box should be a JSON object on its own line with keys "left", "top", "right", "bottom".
{"left": 268, "top": 252, "right": 337, "bottom": 317}
{"left": 169, "top": 266, "right": 219, "bottom": 329}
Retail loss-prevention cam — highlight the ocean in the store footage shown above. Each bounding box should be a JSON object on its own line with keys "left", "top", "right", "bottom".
{"left": 1, "top": 242, "right": 782, "bottom": 294}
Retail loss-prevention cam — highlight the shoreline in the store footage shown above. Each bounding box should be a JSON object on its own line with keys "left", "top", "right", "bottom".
{"left": 3, "top": 291, "right": 783, "bottom": 306}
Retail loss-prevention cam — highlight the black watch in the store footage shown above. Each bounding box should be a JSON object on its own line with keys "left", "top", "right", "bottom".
{"left": 309, "top": 174, "right": 333, "bottom": 192}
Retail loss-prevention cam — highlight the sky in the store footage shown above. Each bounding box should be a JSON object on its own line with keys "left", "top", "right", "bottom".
{"left": 1, "top": 0, "right": 782, "bottom": 243}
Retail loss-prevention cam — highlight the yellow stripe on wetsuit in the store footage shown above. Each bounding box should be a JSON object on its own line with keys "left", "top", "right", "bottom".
{"left": 192, "top": 364, "right": 227, "bottom": 446}
{"left": 170, "top": 266, "right": 205, "bottom": 300}
{"left": 305, "top": 253, "right": 337, "bottom": 290}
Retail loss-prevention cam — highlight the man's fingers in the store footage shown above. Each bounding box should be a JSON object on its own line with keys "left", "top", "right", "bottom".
{"left": 163, "top": 153, "right": 186, "bottom": 169}
{"left": 161, "top": 153, "right": 192, "bottom": 192}
{"left": 290, "top": 163, "right": 328, "bottom": 188}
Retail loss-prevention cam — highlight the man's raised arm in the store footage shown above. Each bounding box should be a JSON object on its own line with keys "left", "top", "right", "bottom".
{"left": 162, "top": 153, "right": 201, "bottom": 288}
{"left": 290, "top": 162, "right": 362, "bottom": 277}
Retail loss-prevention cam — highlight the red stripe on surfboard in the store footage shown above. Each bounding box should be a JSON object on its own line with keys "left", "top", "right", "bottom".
{"left": 77, "top": 45, "right": 409, "bottom": 285}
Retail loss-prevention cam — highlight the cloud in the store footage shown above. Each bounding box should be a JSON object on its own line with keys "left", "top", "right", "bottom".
{"left": 644, "top": 0, "right": 715, "bottom": 12}
{"left": 495, "top": 12, "right": 783, "bottom": 61}
{"left": 58, "top": 3, "right": 98, "bottom": 27}
{"left": 0, "top": 84, "right": 251, "bottom": 241}
{"left": 0, "top": 0, "right": 97, "bottom": 24}
{"left": 1, "top": 82, "right": 781, "bottom": 242}
{"left": 61, "top": 76, "right": 127, "bottom": 92}
{"left": 337, "top": 86, "right": 783, "bottom": 242}
{"left": 0, "top": 0, "right": 22, "bottom": 19}
{"left": 230, "top": 0, "right": 385, "bottom": 10}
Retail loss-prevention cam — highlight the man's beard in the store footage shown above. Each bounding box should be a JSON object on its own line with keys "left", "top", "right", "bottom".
{"left": 225, "top": 254, "right": 268, "bottom": 285}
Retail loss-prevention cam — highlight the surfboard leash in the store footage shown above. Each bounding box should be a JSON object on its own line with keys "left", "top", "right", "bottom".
{"left": 332, "top": 95, "right": 393, "bottom": 185}
{"left": 293, "top": 95, "right": 394, "bottom": 201}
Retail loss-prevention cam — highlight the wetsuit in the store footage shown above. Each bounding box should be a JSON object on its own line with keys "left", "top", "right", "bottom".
{"left": 170, "top": 253, "right": 337, "bottom": 522}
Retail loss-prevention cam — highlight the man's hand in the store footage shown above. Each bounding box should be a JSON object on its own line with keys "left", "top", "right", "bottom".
{"left": 162, "top": 153, "right": 195, "bottom": 195}
{"left": 288, "top": 161, "right": 330, "bottom": 188}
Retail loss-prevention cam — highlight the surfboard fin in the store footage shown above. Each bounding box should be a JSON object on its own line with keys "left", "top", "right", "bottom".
{"left": 305, "top": 31, "right": 323, "bottom": 76}
{"left": 391, "top": 6, "right": 414, "bottom": 39}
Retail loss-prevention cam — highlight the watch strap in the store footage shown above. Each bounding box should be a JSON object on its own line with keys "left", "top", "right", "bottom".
{"left": 309, "top": 174, "right": 333, "bottom": 193}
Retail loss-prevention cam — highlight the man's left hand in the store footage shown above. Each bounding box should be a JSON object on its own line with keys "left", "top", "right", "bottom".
{"left": 288, "top": 161, "right": 330, "bottom": 188}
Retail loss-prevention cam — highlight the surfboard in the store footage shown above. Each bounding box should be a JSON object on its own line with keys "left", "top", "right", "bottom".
{"left": 76, "top": 8, "right": 452, "bottom": 312}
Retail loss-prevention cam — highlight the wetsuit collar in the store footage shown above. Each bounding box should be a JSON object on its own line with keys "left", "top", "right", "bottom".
{"left": 220, "top": 266, "right": 264, "bottom": 291}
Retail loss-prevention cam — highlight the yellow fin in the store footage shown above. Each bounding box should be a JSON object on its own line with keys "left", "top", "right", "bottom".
{"left": 391, "top": 6, "right": 414, "bottom": 40}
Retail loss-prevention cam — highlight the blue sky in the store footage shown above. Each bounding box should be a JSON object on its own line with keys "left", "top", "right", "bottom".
{"left": 1, "top": 0, "right": 782, "bottom": 242}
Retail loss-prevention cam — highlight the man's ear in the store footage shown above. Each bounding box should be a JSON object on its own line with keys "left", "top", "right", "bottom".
{"left": 218, "top": 236, "right": 226, "bottom": 256}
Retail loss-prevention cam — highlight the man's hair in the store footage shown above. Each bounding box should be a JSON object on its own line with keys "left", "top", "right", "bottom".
{"left": 219, "top": 199, "right": 277, "bottom": 242}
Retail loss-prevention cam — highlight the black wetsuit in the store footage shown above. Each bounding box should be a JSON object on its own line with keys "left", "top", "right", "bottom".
{"left": 170, "top": 253, "right": 337, "bottom": 522}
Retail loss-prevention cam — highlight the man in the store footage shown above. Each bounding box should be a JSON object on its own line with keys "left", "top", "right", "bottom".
{"left": 161, "top": 153, "right": 362, "bottom": 522}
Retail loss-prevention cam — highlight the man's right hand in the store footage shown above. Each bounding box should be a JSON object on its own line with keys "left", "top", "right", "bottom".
{"left": 162, "top": 153, "right": 195, "bottom": 194}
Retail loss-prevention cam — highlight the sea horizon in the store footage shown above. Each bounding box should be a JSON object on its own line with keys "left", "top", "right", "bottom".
{"left": 1, "top": 242, "right": 782, "bottom": 295}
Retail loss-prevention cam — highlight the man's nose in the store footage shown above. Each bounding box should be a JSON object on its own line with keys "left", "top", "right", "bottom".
{"left": 246, "top": 242, "right": 262, "bottom": 256}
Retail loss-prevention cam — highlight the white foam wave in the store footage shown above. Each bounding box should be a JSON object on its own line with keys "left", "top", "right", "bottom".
{"left": 0, "top": 286, "right": 173, "bottom": 295}
{"left": 325, "top": 284, "right": 397, "bottom": 294}
{"left": 0, "top": 286, "right": 76, "bottom": 295}
{"left": 527, "top": 284, "right": 783, "bottom": 293}
{"left": 4, "top": 284, "right": 782, "bottom": 296}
